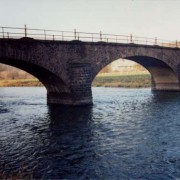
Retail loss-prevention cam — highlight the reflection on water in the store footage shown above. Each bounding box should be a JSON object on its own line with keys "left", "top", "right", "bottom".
{"left": 0, "top": 87, "right": 180, "bottom": 179}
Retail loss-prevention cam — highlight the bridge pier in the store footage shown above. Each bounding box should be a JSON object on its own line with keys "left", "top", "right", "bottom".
{"left": 47, "top": 63, "right": 93, "bottom": 106}
{"left": 69, "top": 63, "right": 93, "bottom": 105}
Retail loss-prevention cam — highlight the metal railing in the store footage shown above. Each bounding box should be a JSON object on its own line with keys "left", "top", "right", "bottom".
{"left": 0, "top": 25, "right": 179, "bottom": 48}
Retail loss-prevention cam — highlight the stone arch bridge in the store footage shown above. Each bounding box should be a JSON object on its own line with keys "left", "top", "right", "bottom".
{"left": 0, "top": 38, "right": 180, "bottom": 106}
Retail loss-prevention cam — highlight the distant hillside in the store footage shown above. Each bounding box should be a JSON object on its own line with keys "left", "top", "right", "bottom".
{"left": 0, "top": 64, "right": 34, "bottom": 80}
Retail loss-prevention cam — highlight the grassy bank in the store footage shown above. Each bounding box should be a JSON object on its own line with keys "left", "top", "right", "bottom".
{"left": 0, "top": 72, "right": 151, "bottom": 88}
{"left": 0, "top": 79, "right": 42, "bottom": 87}
{"left": 92, "top": 72, "right": 151, "bottom": 88}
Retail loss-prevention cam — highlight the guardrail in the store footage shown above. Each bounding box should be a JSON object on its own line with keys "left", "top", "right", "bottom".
{"left": 0, "top": 25, "right": 179, "bottom": 48}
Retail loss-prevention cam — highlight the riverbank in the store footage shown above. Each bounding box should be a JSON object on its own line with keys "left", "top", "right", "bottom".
{"left": 0, "top": 72, "right": 151, "bottom": 88}
{"left": 92, "top": 72, "right": 151, "bottom": 88}
{"left": 0, "top": 79, "right": 42, "bottom": 87}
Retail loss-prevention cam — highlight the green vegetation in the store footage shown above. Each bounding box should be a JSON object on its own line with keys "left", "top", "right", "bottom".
{"left": 92, "top": 72, "right": 151, "bottom": 88}
{"left": 0, "top": 73, "right": 151, "bottom": 88}
{"left": 0, "top": 79, "right": 42, "bottom": 87}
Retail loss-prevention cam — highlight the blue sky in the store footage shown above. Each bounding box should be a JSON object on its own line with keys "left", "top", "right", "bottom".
{"left": 0, "top": 0, "right": 180, "bottom": 41}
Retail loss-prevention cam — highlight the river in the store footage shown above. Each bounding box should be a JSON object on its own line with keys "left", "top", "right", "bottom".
{"left": 0, "top": 87, "right": 180, "bottom": 179}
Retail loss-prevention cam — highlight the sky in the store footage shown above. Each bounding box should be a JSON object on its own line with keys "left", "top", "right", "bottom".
{"left": 0, "top": 0, "right": 180, "bottom": 41}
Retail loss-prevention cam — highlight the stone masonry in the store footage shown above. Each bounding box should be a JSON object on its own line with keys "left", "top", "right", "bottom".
{"left": 0, "top": 38, "right": 180, "bottom": 105}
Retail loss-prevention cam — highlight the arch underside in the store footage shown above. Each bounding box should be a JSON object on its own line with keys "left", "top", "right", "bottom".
{"left": 95, "top": 56, "right": 180, "bottom": 91}
{"left": 127, "top": 56, "right": 180, "bottom": 91}
{"left": 0, "top": 58, "right": 73, "bottom": 104}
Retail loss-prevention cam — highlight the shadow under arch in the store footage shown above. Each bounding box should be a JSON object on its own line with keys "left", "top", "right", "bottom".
{"left": 126, "top": 56, "right": 179, "bottom": 91}
{"left": 0, "top": 57, "right": 72, "bottom": 103}
{"left": 93, "top": 56, "right": 180, "bottom": 91}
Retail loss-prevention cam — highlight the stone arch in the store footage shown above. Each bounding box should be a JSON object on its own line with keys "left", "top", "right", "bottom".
{"left": 0, "top": 57, "right": 72, "bottom": 104}
{"left": 92, "top": 56, "right": 180, "bottom": 91}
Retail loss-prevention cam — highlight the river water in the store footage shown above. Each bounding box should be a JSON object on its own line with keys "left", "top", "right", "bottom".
{"left": 0, "top": 87, "right": 180, "bottom": 179}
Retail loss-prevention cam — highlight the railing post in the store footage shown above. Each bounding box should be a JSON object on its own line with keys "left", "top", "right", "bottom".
{"left": 78, "top": 32, "right": 79, "bottom": 40}
{"left": 44, "top": 30, "right": 46, "bottom": 40}
{"left": 2, "top": 27, "right": 4, "bottom": 38}
{"left": 130, "top": 34, "right": 133, "bottom": 43}
{"left": 155, "top": 37, "right": 157, "bottom": 45}
{"left": 74, "top": 29, "right": 76, "bottom": 40}
{"left": 176, "top": 40, "right": 178, "bottom": 48}
{"left": 1, "top": 27, "right": 175, "bottom": 48}
{"left": 100, "top": 31, "right": 102, "bottom": 41}
{"left": 24, "top": 24, "right": 27, "bottom": 37}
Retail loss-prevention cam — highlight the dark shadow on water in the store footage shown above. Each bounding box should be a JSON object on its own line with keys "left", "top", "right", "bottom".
{"left": 48, "top": 105, "right": 93, "bottom": 134}
{"left": 151, "top": 91, "right": 180, "bottom": 103}
{"left": 32, "top": 105, "right": 97, "bottom": 179}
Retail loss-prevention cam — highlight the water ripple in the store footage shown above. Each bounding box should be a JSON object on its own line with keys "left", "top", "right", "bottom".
{"left": 0, "top": 87, "right": 180, "bottom": 179}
